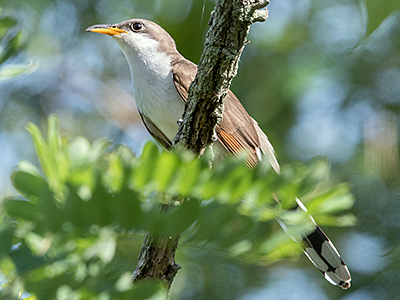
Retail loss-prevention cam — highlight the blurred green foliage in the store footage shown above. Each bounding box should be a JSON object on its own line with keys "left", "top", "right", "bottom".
{"left": 0, "top": 116, "right": 354, "bottom": 299}
{"left": 0, "top": 11, "right": 36, "bottom": 80}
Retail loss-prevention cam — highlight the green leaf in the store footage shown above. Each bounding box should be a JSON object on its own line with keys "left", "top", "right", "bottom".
{"left": 101, "top": 152, "right": 125, "bottom": 192}
{"left": 133, "top": 142, "right": 160, "bottom": 188}
{"left": 25, "top": 122, "right": 49, "bottom": 174}
{"left": 216, "top": 163, "right": 252, "bottom": 203}
{"left": 228, "top": 239, "right": 253, "bottom": 256}
{"left": 90, "top": 138, "right": 112, "bottom": 163}
{"left": 17, "top": 160, "right": 42, "bottom": 177}
{"left": 159, "top": 199, "right": 200, "bottom": 236}
{"left": 69, "top": 168, "right": 96, "bottom": 195}
{"left": 26, "top": 116, "right": 68, "bottom": 195}
{"left": 0, "top": 30, "right": 27, "bottom": 65}
{"left": 192, "top": 202, "right": 236, "bottom": 243}
{"left": 0, "top": 61, "right": 37, "bottom": 80}
{"left": 259, "top": 230, "right": 301, "bottom": 260}
{"left": 9, "top": 243, "right": 48, "bottom": 273}
{"left": 0, "top": 225, "right": 15, "bottom": 259}
{"left": 62, "top": 186, "right": 87, "bottom": 228}
{"left": 175, "top": 158, "right": 203, "bottom": 196}
{"left": 0, "top": 16, "right": 17, "bottom": 40}
{"left": 364, "top": 0, "right": 400, "bottom": 35}
{"left": 314, "top": 213, "right": 357, "bottom": 227}
{"left": 119, "top": 282, "right": 167, "bottom": 300}
{"left": 11, "top": 171, "right": 48, "bottom": 199}
{"left": 153, "top": 150, "right": 180, "bottom": 191}
{"left": 38, "top": 187, "right": 65, "bottom": 232}
{"left": 67, "top": 136, "right": 91, "bottom": 168}
{"left": 111, "top": 188, "right": 143, "bottom": 230}
{"left": 47, "top": 114, "right": 62, "bottom": 153}
{"left": 65, "top": 183, "right": 112, "bottom": 228}
{"left": 3, "top": 197, "right": 41, "bottom": 221}
{"left": 306, "top": 183, "right": 355, "bottom": 215}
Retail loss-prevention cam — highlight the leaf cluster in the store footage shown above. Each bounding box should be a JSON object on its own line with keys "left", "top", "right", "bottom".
{"left": 0, "top": 116, "right": 355, "bottom": 299}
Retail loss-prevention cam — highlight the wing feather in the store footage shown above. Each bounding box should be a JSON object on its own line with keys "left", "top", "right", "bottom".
{"left": 139, "top": 111, "right": 172, "bottom": 150}
{"left": 170, "top": 58, "right": 278, "bottom": 170}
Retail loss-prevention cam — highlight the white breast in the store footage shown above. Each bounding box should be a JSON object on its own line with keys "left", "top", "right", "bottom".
{"left": 130, "top": 66, "right": 185, "bottom": 142}
{"left": 114, "top": 32, "right": 185, "bottom": 142}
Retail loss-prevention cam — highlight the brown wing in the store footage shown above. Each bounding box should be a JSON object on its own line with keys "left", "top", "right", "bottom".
{"left": 139, "top": 111, "right": 173, "bottom": 150}
{"left": 171, "top": 58, "right": 279, "bottom": 172}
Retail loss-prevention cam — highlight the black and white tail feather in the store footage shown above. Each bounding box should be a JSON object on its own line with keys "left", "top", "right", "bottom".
{"left": 278, "top": 198, "right": 351, "bottom": 289}
{"left": 257, "top": 128, "right": 351, "bottom": 289}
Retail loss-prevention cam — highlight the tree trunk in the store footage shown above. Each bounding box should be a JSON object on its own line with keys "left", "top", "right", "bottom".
{"left": 132, "top": 0, "right": 270, "bottom": 290}
{"left": 132, "top": 233, "right": 180, "bottom": 288}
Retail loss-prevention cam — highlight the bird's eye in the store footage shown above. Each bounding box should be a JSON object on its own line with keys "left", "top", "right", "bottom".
{"left": 130, "top": 22, "right": 143, "bottom": 32}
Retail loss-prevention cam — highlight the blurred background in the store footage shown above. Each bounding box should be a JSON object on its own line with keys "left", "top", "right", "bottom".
{"left": 1, "top": 0, "right": 400, "bottom": 299}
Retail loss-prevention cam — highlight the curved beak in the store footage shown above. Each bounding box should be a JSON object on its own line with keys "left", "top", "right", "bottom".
{"left": 85, "top": 24, "right": 127, "bottom": 36}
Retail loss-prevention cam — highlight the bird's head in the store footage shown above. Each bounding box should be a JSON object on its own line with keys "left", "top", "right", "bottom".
{"left": 86, "top": 19, "right": 179, "bottom": 67}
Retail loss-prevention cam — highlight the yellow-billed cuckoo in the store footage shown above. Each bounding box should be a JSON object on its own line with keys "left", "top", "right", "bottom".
{"left": 86, "top": 19, "right": 351, "bottom": 289}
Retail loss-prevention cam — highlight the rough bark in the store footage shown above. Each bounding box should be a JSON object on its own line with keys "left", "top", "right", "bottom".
{"left": 132, "top": 0, "right": 269, "bottom": 291}
{"left": 132, "top": 203, "right": 182, "bottom": 288}
{"left": 132, "top": 234, "right": 180, "bottom": 287}
{"left": 173, "top": 0, "right": 269, "bottom": 152}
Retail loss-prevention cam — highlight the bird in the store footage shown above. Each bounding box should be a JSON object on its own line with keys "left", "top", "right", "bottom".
{"left": 86, "top": 18, "right": 351, "bottom": 289}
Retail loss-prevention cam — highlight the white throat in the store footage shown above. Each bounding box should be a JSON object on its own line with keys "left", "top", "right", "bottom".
{"left": 114, "top": 32, "right": 185, "bottom": 141}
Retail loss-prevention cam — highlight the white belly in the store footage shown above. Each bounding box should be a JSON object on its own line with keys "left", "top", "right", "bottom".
{"left": 132, "top": 71, "right": 185, "bottom": 142}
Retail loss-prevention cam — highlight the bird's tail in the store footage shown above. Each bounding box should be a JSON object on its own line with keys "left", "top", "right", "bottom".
{"left": 278, "top": 198, "right": 351, "bottom": 289}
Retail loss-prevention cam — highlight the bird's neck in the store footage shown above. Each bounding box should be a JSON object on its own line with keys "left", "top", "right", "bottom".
{"left": 115, "top": 36, "right": 174, "bottom": 101}
{"left": 117, "top": 37, "right": 173, "bottom": 81}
